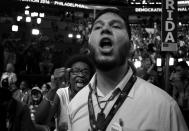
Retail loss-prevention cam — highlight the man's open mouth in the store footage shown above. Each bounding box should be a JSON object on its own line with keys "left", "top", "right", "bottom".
{"left": 100, "top": 38, "right": 113, "bottom": 48}
{"left": 75, "top": 79, "right": 86, "bottom": 87}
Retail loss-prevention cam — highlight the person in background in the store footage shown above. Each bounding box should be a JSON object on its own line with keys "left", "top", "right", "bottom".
{"left": 170, "top": 61, "right": 189, "bottom": 126}
{"left": 41, "top": 82, "right": 51, "bottom": 97}
{"left": 0, "top": 66, "right": 21, "bottom": 102}
{"left": 0, "top": 86, "right": 36, "bottom": 131}
{"left": 39, "top": 47, "right": 54, "bottom": 75}
{"left": 69, "top": 8, "right": 188, "bottom": 131}
{"left": 0, "top": 63, "right": 17, "bottom": 88}
{"left": 2, "top": 40, "right": 17, "bottom": 71}
{"left": 30, "top": 86, "right": 43, "bottom": 106}
{"left": 35, "top": 54, "right": 95, "bottom": 131}
{"left": 171, "top": 61, "right": 189, "bottom": 74}
{"left": 29, "top": 86, "right": 43, "bottom": 122}
{"left": 170, "top": 61, "right": 189, "bottom": 100}
{"left": 137, "top": 53, "right": 157, "bottom": 85}
{"left": 16, "top": 80, "right": 31, "bottom": 105}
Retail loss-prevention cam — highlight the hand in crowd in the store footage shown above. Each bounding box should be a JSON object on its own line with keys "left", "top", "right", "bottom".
{"left": 51, "top": 67, "right": 71, "bottom": 90}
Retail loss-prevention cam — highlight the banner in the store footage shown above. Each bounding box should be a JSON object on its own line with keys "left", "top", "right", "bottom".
{"left": 161, "top": 0, "right": 178, "bottom": 52}
{"left": 19, "top": 0, "right": 88, "bottom": 9}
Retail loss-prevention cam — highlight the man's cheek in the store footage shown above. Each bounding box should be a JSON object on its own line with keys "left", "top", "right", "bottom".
{"left": 88, "top": 34, "right": 94, "bottom": 45}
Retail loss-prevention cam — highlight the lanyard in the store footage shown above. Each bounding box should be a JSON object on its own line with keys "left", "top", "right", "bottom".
{"left": 88, "top": 74, "right": 137, "bottom": 131}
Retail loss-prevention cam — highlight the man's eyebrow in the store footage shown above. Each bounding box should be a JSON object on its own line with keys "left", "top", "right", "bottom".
{"left": 93, "top": 20, "right": 103, "bottom": 26}
{"left": 110, "top": 19, "right": 125, "bottom": 26}
{"left": 94, "top": 19, "right": 125, "bottom": 26}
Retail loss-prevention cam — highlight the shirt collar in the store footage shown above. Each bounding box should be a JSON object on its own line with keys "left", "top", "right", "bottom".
{"left": 116, "top": 67, "right": 136, "bottom": 98}
{"left": 88, "top": 67, "right": 136, "bottom": 98}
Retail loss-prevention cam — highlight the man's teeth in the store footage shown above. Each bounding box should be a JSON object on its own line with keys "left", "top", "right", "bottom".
{"left": 101, "top": 39, "right": 112, "bottom": 48}
{"left": 103, "top": 45, "right": 111, "bottom": 48}
{"left": 76, "top": 83, "right": 84, "bottom": 87}
{"left": 103, "top": 40, "right": 110, "bottom": 42}
{"left": 76, "top": 80, "right": 84, "bottom": 84}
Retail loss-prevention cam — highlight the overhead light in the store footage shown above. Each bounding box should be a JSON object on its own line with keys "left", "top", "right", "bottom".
{"left": 178, "top": 58, "right": 183, "bottom": 62}
{"left": 138, "top": 56, "right": 142, "bottom": 61}
{"left": 186, "top": 61, "right": 189, "bottom": 66}
{"left": 25, "top": 10, "right": 30, "bottom": 15}
{"left": 169, "top": 57, "right": 174, "bottom": 66}
{"left": 26, "top": 17, "right": 31, "bottom": 22}
{"left": 37, "top": 18, "right": 41, "bottom": 24}
{"left": 12, "top": 25, "right": 18, "bottom": 32}
{"left": 25, "top": 5, "right": 30, "bottom": 9}
{"left": 134, "top": 60, "right": 141, "bottom": 68}
{"left": 39, "top": 13, "right": 45, "bottom": 17}
{"left": 32, "top": 29, "right": 40, "bottom": 35}
{"left": 76, "top": 34, "right": 81, "bottom": 39}
{"left": 68, "top": 33, "right": 73, "bottom": 38}
{"left": 156, "top": 58, "right": 162, "bottom": 67}
{"left": 179, "top": 22, "right": 182, "bottom": 26}
{"left": 17, "top": 16, "right": 23, "bottom": 21}
{"left": 31, "top": 12, "right": 38, "bottom": 17}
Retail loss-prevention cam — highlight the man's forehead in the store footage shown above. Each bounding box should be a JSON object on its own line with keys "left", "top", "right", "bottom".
{"left": 95, "top": 12, "right": 124, "bottom": 22}
{"left": 71, "top": 62, "right": 89, "bottom": 70}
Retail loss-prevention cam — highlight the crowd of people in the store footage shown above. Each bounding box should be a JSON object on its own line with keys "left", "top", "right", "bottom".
{"left": 0, "top": 7, "right": 189, "bottom": 131}
{"left": 0, "top": 54, "right": 95, "bottom": 131}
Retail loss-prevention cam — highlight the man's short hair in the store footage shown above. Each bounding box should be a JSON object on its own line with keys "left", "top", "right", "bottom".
{"left": 175, "top": 61, "right": 189, "bottom": 70}
{"left": 65, "top": 54, "right": 95, "bottom": 78}
{"left": 91, "top": 8, "right": 131, "bottom": 39}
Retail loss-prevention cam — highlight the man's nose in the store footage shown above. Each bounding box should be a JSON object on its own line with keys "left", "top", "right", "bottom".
{"left": 77, "top": 72, "right": 85, "bottom": 77}
{"left": 101, "top": 25, "right": 112, "bottom": 35}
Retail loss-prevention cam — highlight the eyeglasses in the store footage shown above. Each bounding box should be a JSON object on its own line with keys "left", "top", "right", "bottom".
{"left": 70, "top": 68, "right": 90, "bottom": 76}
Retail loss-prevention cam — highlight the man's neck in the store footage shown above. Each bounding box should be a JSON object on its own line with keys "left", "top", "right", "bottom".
{"left": 96, "top": 62, "right": 129, "bottom": 96}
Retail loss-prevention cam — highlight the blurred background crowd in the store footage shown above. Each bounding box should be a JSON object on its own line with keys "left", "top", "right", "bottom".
{"left": 0, "top": 0, "right": 189, "bottom": 130}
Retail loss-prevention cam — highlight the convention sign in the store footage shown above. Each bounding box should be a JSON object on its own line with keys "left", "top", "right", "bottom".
{"left": 19, "top": 0, "right": 88, "bottom": 9}
{"left": 161, "top": 0, "right": 178, "bottom": 51}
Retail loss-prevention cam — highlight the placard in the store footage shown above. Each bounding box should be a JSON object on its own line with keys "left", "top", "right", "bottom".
{"left": 161, "top": 0, "right": 178, "bottom": 52}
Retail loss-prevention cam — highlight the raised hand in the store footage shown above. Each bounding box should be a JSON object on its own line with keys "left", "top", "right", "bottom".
{"left": 51, "top": 67, "right": 71, "bottom": 90}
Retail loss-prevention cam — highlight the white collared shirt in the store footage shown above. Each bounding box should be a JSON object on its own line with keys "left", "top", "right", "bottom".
{"left": 69, "top": 67, "right": 188, "bottom": 131}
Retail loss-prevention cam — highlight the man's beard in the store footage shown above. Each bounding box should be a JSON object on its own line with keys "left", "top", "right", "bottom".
{"left": 88, "top": 44, "right": 130, "bottom": 72}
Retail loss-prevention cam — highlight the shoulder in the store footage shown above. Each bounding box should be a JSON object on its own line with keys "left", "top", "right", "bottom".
{"left": 71, "top": 85, "right": 89, "bottom": 103}
{"left": 69, "top": 85, "right": 89, "bottom": 110}
{"left": 135, "top": 77, "right": 174, "bottom": 105}
{"left": 133, "top": 77, "right": 183, "bottom": 121}
{"left": 57, "top": 87, "right": 69, "bottom": 95}
{"left": 69, "top": 85, "right": 90, "bottom": 121}
{"left": 56, "top": 87, "right": 69, "bottom": 103}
